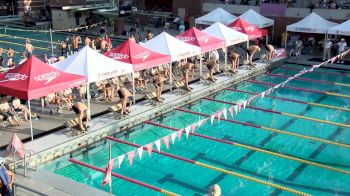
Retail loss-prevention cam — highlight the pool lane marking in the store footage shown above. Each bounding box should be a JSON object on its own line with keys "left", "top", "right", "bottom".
{"left": 0, "top": 40, "right": 51, "bottom": 51}
{"left": 144, "top": 120, "right": 350, "bottom": 176}
{"left": 0, "top": 33, "right": 61, "bottom": 45}
{"left": 225, "top": 88, "right": 350, "bottom": 112}
{"left": 247, "top": 80, "right": 350, "bottom": 99}
{"left": 203, "top": 97, "right": 350, "bottom": 128}
{"left": 174, "top": 108, "right": 350, "bottom": 149}
{"left": 69, "top": 158, "right": 179, "bottom": 196}
{"left": 264, "top": 73, "right": 350, "bottom": 88}
{"left": 280, "top": 66, "right": 350, "bottom": 78}
{"left": 106, "top": 136, "right": 309, "bottom": 196}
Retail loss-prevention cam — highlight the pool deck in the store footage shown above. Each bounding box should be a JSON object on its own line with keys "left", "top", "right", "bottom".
{"left": 286, "top": 55, "right": 350, "bottom": 71}
{"left": 0, "top": 57, "right": 285, "bottom": 195}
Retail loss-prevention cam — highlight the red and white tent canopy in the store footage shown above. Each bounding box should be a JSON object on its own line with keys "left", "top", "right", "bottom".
{"left": 0, "top": 56, "right": 87, "bottom": 100}
{"left": 227, "top": 18, "right": 268, "bottom": 40}
{"left": 104, "top": 39, "right": 171, "bottom": 71}
{"left": 176, "top": 27, "right": 226, "bottom": 53}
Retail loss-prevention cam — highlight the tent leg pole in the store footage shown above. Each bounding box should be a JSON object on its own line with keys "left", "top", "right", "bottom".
{"left": 266, "top": 35, "right": 268, "bottom": 45}
{"left": 28, "top": 100, "right": 33, "bottom": 141}
{"left": 170, "top": 63, "right": 173, "bottom": 91}
{"left": 272, "top": 25, "right": 275, "bottom": 43}
{"left": 132, "top": 72, "right": 136, "bottom": 104}
{"left": 49, "top": 28, "right": 54, "bottom": 57}
{"left": 199, "top": 55, "right": 202, "bottom": 80}
{"left": 246, "top": 41, "right": 249, "bottom": 60}
{"left": 86, "top": 84, "right": 91, "bottom": 126}
{"left": 224, "top": 47, "right": 227, "bottom": 69}
{"left": 284, "top": 31, "right": 287, "bottom": 50}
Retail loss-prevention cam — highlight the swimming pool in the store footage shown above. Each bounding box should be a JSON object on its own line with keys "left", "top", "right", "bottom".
{"left": 0, "top": 28, "right": 123, "bottom": 63}
{"left": 41, "top": 64, "right": 350, "bottom": 195}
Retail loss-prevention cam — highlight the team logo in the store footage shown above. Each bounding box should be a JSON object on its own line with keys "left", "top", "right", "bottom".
{"left": 199, "top": 36, "right": 209, "bottom": 44}
{"left": 34, "top": 71, "right": 60, "bottom": 85}
{"left": 245, "top": 26, "right": 255, "bottom": 32}
{"left": 232, "top": 27, "right": 242, "bottom": 31}
{"left": 0, "top": 73, "right": 28, "bottom": 83}
{"left": 133, "top": 50, "right": 151, "bottom": 61}
{"left": 108, "top": 52, "right": 130, "bottom": 60}
{"left": 178, "top": 36, "right": 196, "bottom": 42}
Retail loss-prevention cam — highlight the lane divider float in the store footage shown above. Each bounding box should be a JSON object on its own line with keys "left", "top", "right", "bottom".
{"left": 106, "top": 136, "right": 310, "bottom": 196}
{"left": 225, "top": 88, "right": 350, "bottom": 112}
{"left": 175, "top": 108, "right": 350, "bottom": 149}
{"left": 246, "top": 80, "right": 350, "bottom": 99}
{"left": 144, "top": 120, "right": 350, "bottom": 175}
{"left": 69, "top": 158, "right": 179, "bottom": 196}
{"left": 264, "top": 73, "right": 350, "bottom": 88}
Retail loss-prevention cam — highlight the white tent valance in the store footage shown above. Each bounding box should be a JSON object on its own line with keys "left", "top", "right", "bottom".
{"left": 287, "top": 12, "right": 337, "bottom": 34}
{"left": 203, "top": 22, "right": 248, "bottom": 47}
{"left": 195, "top": 7, "right": 237, "bottom": 26}
{"left": 53, "top": 46, "right": 133, "bottom": 83}
{"left": 143, "top": 32, "right": 201, "bottom": 62}
{"left": 328, "top": 19, "right": 350, "bottom": 36}
{"left": 239, "top": 9, "right": 274, "bottom": 28}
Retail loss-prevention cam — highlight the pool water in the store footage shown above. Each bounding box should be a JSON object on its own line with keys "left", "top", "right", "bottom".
{"left": 0, "top": 28, "right": 122, "bottom": 64}
{"left": 42, "top": 64, "right": 350, "bottom": 195}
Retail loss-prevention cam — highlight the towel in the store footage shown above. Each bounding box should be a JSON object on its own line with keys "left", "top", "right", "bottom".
{"left": 0, "top": 166, "right": 9, "bottom": 187}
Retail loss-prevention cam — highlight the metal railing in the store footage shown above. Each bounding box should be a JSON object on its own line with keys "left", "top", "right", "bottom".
{"left": 13, "top": 182, "right": 48, "bottom": 196}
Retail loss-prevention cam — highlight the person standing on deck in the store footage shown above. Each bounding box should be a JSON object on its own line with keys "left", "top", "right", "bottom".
{"left": 60, "top": 37, "right": 69, "bottom": 57}
{"left": 337, "top": 38, "right": 347, "bottom": 64}
{"left": 24, "top": 39, "right": 34, "bottom": 58}
{"left": 0, "top": 157, "right": 15, "bottom": 196}
{"left": 6, "top": 47, "right": 15, "bottom": 68}
{"left": 246, "top": 45, "right": 260, "bottom": 67}
{"left": 322, "top": 39, "right": 332, "bottom": 61}
{"left": 229, "top": 50, "right": 240, "bottom": 73}
{"left": 265, "top": 44, "right": 275, "bottom": 61}
{"left": 85, "top": 36, "right": 91, "bottom": 47}
{"left": 0, "top": 48, "right": 4, "bottom": 69}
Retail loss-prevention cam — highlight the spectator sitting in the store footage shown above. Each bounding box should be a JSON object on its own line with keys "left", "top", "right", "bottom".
{"left": 0, "top": 157, "right": 15, "bottom": 196}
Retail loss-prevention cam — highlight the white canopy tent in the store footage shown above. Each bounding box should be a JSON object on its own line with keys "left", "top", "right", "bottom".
{"left": 287, "top": 12, "right": 337, "bottom": 34}
{"left": 53, "top": 46, "right": 133, "bottom": 119}
{"left": 143, "top": 32, "right": 201, "bottom": 89}
{"left": 203, "top": 22, "right": 248, "bottom": 67}
{"left": 285, "top": 12, "right": 338, "bottom": 49}
{"left": 240, "top": 9, "right": 274, "bottom": 28}
{"left": 239, "top": 9, "right": 275, "bottom": 40}
{"left": 53, "top": 46, "right": 133, "bottom": 83}
{"left": 328, "top": 19, "right": 350, "bottom": 36}
{"left": 143, "top": 32, "right": 201, "bottom": 62}
{"left": 195, "top": 7, "right": 237, "bottom": 26}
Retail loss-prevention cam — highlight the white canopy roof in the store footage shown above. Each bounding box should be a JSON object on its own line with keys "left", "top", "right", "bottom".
{"left": 143, "top": 32, "right": 201, "bottom": 61}
{"left": 195, "top": 7, "right": 237, "bottom": 25}
{"left": 53, "top": 46, "right": 133, "bottom": 83}
{"left": 328, "top": 19, "right": 350, "bottom": 36}
{"left": 203, "top": 22, "right": 248, "bottom": 47}
{"left": 287, "top": 12, "right": 337, "bottom": 34}
{"left": 239, "top": 9, "right": 274, "bottom": 28}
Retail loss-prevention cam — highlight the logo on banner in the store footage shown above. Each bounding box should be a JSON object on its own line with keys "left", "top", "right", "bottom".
{"left": 34, "top": 71, "right": 60, "bottom": 85}
{"left": 272, "top": 48, "right": 287, "bottom": 59}
{"left": 0, "top": 73, "right": 28, "bottom": 83}
{"left": 245, "top": 26, "right": 255, "bottom": 32}
{"left": 133, "top": 50, "right": 151, "bottom": 61}
{"left": 178, "top": 36, "right": 196, "bottom": 42}
{"left": 232, "top": 27, "right": 242, "bottom": 31}
{"left": 108, "top": 52, "right": 130, "bottom": 60}
{"left": 199, "top": 36, "right": 209, "bottom": 44}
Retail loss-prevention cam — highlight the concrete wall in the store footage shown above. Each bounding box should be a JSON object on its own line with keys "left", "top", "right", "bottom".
{"left": 51, "top": 9, "right": 89, "bottom": 29}
{"left": 173, "top": 0, "right": 203, "bottom": 16}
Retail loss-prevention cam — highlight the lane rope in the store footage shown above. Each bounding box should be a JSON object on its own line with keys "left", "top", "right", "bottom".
{"left": 225, "top": 88, "right": 350, "bottom": 112}
{"left": 247, "top": 80, "right": 350, "bottom": 99}
{"left": 264, "top": 73, "right": 350, "bottom": 88}
{"left": 0, "top": 33, "right": 61, "bottom": 45}
{"left": 280, "top": 66, "right": 350, "bottom": 78}
{"left": 106, "top": 136, "right": 310, "bottom": 196}
{"left": 175, "top": 108, "right": 350, "bottom": 149}
{"left": 0, "top": 40, "right": 50, "bottom": 51}
{"left": 69, "top": 158, "right": 179, "bottom": 196}
{"left": 144, "top": 120, "right": 350, "bottom": 175}
{"left": 203, "top": 97, "right": 350, "bottom": 128}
